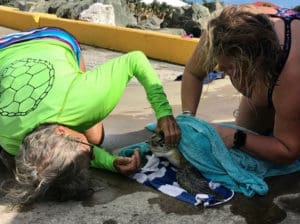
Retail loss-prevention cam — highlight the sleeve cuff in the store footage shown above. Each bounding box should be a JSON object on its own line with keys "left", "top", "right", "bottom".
{"left": 90, "top": 146, "right": 118, "bottom": 172}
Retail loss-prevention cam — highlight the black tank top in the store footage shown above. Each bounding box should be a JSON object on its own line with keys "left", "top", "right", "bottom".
{"left": 267, "top": 8, "right": 300, "bottom": 107}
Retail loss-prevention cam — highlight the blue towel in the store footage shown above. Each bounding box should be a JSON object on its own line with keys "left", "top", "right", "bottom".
{"left": 174, "top": 71, "right": 224, "bottom": 84}
{"left": 203, "top": 71, "right": 224, "bottom": 84}
{"left": 120, "top": 114, "right": 300, "bottom": 197}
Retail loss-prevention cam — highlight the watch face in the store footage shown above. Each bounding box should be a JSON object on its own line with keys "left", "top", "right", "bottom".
{"left": 233, "top": 130, "right": 246, "bottom": 148}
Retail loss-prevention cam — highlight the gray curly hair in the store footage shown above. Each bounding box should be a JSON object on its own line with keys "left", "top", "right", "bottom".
{"left": 2, "top": 124, "right": 91, "bottom": 205}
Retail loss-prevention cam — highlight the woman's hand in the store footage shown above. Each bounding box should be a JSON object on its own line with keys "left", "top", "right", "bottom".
{"left": 113, "top": 149, "right": 141, "bottom": 175}
{"left": 156, "top": 115, "right": 181, "bottom": 146}
{"left": 212, "top": 124, "right": 235, "bottom": 149}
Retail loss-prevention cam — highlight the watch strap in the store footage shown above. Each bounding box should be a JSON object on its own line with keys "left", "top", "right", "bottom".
{"left": 233, "top": 130, "right": 247, "bottom": 148}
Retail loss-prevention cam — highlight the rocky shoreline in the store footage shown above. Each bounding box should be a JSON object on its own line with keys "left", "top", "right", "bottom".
{"left": 0, "top": 0, "right": 223, "bottom": 37}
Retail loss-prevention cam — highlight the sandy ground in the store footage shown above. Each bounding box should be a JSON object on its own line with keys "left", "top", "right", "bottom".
{"left": 1, "top": 26, "right": 300, "bottom": 224}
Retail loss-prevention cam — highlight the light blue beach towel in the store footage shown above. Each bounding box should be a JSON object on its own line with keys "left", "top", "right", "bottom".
{"left": 120, "top": 114, "right": 300, "bottom": 198}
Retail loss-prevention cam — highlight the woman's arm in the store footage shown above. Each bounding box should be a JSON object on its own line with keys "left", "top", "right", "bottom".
{"left": 181, "top": 67, "right": 204, "bottom": 116}
{"left": 181, "top": 32, "right": 211, "bottom": 115}
{"left": 235, "top": 96, "right": 275, "bottom": 135}
{"left": 213, "top": 125, "right": 296, "bottom": 164}
{"left": 84, "top": 122, "right": 105, "bottom": 145}
{"left": 115, "top": 51, "right": 181, "bottom": 145}
{"left": 90, "top": 146, "right": 141, "bottom": 174}
{"left": 215, "top": 70, "right": 300, "bottom": 164}
{"left": 82, "top": 51, "right": 180, "bottom": 146}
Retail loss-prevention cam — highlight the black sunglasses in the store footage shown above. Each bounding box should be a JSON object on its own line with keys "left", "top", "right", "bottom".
{"left": 66, "top": 136, "right": 96, "bottom": 160}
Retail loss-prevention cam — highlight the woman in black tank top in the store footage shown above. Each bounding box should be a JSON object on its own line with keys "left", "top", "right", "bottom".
{"left": 181, "top": 5, "right": 300, "bottom": 164}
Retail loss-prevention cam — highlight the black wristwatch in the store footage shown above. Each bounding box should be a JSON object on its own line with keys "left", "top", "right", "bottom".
{"left": 233, "top": 130, "right": 247, "bottom": 148}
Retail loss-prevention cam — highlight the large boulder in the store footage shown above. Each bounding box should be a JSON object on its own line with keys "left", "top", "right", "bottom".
{"left": 101, "top": 0, "right": 136, "bottom": 27}
{"left": 79, "top": 3, "right": 115, "bottom": 26}
{"left": 28, "top": 0, "right": 52, "bottom": 13}
{"left": 56, "top": 0, "right": 92, "bottom": 19}
{"left": 185, "top": 3, "right": 210, "bottom": 21}
{"left": 0, "top": 0, "right": 217, "bottom": 36}
{"left": 160, "top": 3, "right": 209, "bottom": 37}
{"left": 25, "top": 0, "right": 136, "bottom": 27}
{"left": 136, "top": 15, "right": 162, "bottom": 30}
{"left": 0, "top": 0, "right": 12, "bottom": 6}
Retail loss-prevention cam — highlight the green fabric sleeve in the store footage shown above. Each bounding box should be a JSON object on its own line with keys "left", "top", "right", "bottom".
{"left": 90, "top": 146, "right": 118, "bottom": 172}
{"left": 77, "top": 51, "right": 173, "bottom": 126}
{"left": 127, "top": 51, "right": 173, "bottom": 119}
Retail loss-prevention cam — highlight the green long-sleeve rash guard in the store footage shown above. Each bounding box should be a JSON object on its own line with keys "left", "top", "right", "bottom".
{"left": 0, "top": 39, "right": 173, "bottom": 171}
{"left": 90, "top": 146, "right": 118, "bottom": 172}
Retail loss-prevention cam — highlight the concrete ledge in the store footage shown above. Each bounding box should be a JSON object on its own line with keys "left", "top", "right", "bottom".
{"left": 0, "top": 6, "right": 39, "bottom": 30}
{"left": 0, "top": 6, "right": 198, "bottom": 65}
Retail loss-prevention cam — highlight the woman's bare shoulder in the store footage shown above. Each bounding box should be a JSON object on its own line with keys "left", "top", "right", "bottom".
{"left": 273, "top": 65, "right": 300, "bottom": 118}
{"left": 256, "top": 6, "right": 277, "bottom": 14}
{"left": 184, "top": 32, "right": 209, "bottom": 78}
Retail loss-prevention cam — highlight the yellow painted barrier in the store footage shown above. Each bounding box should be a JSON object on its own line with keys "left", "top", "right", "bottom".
{"left": 0, "top": 6, "right": 198, "bottom": 65}
{"left": 0, "top": 6, "right": 39, "bottom": 30}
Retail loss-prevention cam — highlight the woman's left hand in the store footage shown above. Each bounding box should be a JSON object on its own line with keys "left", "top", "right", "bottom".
{"left": 212, "top": 124, "right": 235, "bottom": 149}
{"left": 156, "top": 115, "right": 181, "bottom": 146}
{"left": 113, "top": 149, "right": 141, "bottom": 175}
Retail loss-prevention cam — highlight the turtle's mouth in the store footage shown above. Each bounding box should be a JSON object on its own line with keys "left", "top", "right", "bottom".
{"left": 148, "top": 134, "right": 169, "bottom": 152}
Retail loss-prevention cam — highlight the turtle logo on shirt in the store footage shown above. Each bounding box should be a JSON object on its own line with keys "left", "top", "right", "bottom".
{"left": 0, "top": 58, "right": 55, "bottom": 117}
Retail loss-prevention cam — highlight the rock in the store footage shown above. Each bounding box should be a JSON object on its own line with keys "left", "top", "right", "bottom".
{"left": 126, "top": 24, "right": 145, "bottom": 30}
{"left": 28, "top": 0, "right": 61, "bottom": 14}
{"left": 15, "top": 0, "right": 137, "bottom": 26}
{"left": 103, "top": 0, "right": 136, "bottom": 27}
{"left": 160, "top": 3, "right": 209, "bottom": 37}
{"left": 55, "top": 0, "right": 92, "bottom": 19}
{"left": 13, "top": 0, "right": 26, "bottom": 10}
{"left": 0, "top": 0, "right": 12, "bottom": 6}
{"left": 185, "top": 4, "right": 210, "bottom": 21}
{"left": 0, "top": 0, "right": 221, "bottom": 36}
{"left": 158, "top": 28, "right": 186, "bottom": 36}
{"left": 47, "top": 1, "right": 64, "bottom": 14}
{"left": 137, "top": 15, "right": 162, "bottom": 30}
{"left": 79, "top": 3, "right": 115, "bottom": 26}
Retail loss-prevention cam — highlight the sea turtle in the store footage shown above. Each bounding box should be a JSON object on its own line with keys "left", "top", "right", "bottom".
{"left": 148, "top": 133, "right": 223, "bottom": 201}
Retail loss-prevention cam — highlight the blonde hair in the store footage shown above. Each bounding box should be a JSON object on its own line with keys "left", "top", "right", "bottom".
{"left": 202, "top": 5, "right": 281, "bottom": 96}
{"left": 1, "top": 124, "right": 91, "bottom": 205}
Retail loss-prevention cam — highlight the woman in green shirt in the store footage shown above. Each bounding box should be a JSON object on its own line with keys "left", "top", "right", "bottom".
{"left": 0, "top": 27, "right": 180, "bottom": 204}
